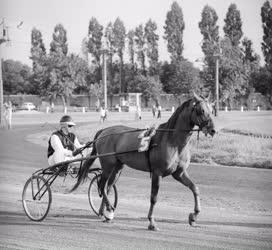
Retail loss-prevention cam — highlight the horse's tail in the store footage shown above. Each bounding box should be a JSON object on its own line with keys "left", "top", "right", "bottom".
{"left": 70, "top": 129, "right": 103, "bottom": 192}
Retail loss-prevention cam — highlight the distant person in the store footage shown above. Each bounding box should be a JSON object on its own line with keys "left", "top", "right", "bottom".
{"left": 3, "top": 101, "right": 12, "bottom": 129}
{"left": 50, "top": 102, "right": 55, "bottom": 113}
{"left": 47, "top": 115, "right": 85, "bottom": 167}
{"left": 157, "top": 105, "right": 162, "bottom": 119}
{"left": 135, "top": 105, "right": 142, "bottom": 120}
{"left": 100, "top": 106, "right": 107, "bottom": 123}
{"left": 152, "top": 105, "right": 156, "bottom": 118}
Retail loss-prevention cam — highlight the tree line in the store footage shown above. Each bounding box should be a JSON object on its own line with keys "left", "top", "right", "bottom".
{"left": 3, "top": 1, "right": 272, "bottom": 108}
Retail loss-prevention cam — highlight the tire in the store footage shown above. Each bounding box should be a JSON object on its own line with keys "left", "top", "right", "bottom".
{"left": 88, "top": 174, "right": 118, "bottom": 216}
{"left": 22, "top": 175, "right": 52, "bottom": 221}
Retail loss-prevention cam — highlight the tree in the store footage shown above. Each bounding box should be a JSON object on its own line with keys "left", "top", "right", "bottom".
{"left": 50, "top": 24, "right": 68, "bottom": 55}
{"left": 199, "top": 5, "right": 219, "bottom": 62}
{"left": 47, "top": 24, "right": 72, "bottom": 107}
{"left": 67, "top": 54, "right": 89, "bottom": 89}
{"left": 30, "top": 28, "right": 48, "bottom": 95}
{"left": 260, "top": 0, "right": 272, "bottom": 104}
{"left": 219, "top": 38, "right": 248, "bottom": 108}
{"left": 135, "top": 24, "right": 146, "bottom": 75}
{"left": 242, "top": 37, "right": 259, "bottom": 64}
{"left": 251, "top": 67, "right": 272, "bottom": 105}
{"left": 159, "top": 61, "right": 176, "bottom": 93}
{"left": 164, "top": 1, "right": 185, "bottom": 63}
{"left": 88, "top": 82, "right": 103, "bottom": 109}
{"left": 87, "top": 17, "right": 103, "bottom": 66}
{"left": 127, "top": 74, "right": 162, "bottom": 106}
{"left": 80, "top": 37, "right": 89, "bottom": 62}
{"left": 30, "top": 28, "right": 46, "bottom": 70}
{"left": 261, "top": 0, "right": 272, "bottom": 71}
{"left": 2, "top": 60, "right": 32, "bottom": 94}
{"left": 127, "top": 30, "right": 136, "bottom": 66}
{"left": 112, "top": 18, "right": 126, "bottom": 93}
{"left": 241, "top": 37, "right": 260, "bottom": 80}
{"left": 105, "top": 22, "right": 115, "bottom": 94}
{"left": 198, "top": 5, "right": 219, "bottom": 95}
{"left": 223, "top": 3, "right": 243, "bottom": 46}
{"left": 168, "top": 59, "right": 202, "bottom": 101}
{"left": 145, "top": 19, "right": 159, "bottom": 76}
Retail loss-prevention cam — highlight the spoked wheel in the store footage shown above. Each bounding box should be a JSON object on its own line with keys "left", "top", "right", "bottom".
{"left": 22, "top": 175, "right": 52, "bottom": 221}
{"left": 88, "top": 173, "right": 118, "bottom": 216}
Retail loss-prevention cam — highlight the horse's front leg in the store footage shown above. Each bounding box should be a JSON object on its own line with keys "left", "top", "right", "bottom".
{"left": 172, "top": 169, "right": 201, "bottom": 226}
{"left": 148, "top": 173, "right": 161, "bottom": 231}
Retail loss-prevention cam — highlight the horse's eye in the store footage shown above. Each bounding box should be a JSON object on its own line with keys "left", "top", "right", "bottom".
{"left": 197, "top": 109, "right": 204, "bottom": 115}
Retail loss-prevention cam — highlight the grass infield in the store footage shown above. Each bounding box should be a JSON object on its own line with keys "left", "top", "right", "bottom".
{"left": 21, "top": 110, "right": 272, "bottom": 169}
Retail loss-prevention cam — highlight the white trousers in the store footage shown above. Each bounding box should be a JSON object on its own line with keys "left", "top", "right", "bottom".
{"left": 48, "top": 148, "right": 92, "bottom": 167}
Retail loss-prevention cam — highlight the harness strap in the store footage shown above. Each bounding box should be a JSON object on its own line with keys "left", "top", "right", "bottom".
{"left": 145, "top": 150, "right": 152, "bottom": 178}
{"left": 145, "top": 144, "right": 158, "bottom": 178}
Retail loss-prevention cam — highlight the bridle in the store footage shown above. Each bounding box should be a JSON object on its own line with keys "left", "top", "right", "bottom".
{"left": 191, "top": 100, "right": 211, "bottom": 131}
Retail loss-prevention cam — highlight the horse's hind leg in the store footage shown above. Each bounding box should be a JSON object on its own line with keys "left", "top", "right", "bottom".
{"left": 100, "top": 164, "right": 123, "bottom": 221}
{"left": 172, "top": 169, "right": 201, "bottom": 226}
{"left": 147, "top": 173, "right": 161, "bottom": 231}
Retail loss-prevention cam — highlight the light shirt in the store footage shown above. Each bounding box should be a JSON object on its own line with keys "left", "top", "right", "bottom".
{"left": 48, "top": 134, "right": 83, "bottom": 166}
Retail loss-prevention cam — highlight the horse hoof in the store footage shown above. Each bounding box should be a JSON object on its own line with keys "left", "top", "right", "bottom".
{"left": 148, "top": 224, "right": 159, "bottom": 231}
{"left": 104, "top": 210, "right": 114, "bottom": 220}
{"left": 103, "top": 218, "right": 113, "bottom": 223}
{"left": 189, "top": 213, "right": 196, "bottom": 227}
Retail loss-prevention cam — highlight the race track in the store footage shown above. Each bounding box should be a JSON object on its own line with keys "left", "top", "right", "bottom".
{"left": 0, "top": 123, "right": 272, "bottom": 249}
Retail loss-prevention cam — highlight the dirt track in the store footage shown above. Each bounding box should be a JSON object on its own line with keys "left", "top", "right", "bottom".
{"left": 0, "top": 120, "right": 272, "bottom": 249}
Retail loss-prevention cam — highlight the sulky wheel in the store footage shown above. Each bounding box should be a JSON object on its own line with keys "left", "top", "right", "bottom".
{"left": 22, "top": 175, "right": 52, "bottom": 221}
{"left": 88, "top": 173, "right": 118, "bottom": 217}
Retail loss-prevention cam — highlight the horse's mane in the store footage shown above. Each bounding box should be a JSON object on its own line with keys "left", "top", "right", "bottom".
{"left": 164, "top": 98, "right": 192, "bottom": 129}
{"left": 155, "top": 98, "right": 192, "bottom": 142}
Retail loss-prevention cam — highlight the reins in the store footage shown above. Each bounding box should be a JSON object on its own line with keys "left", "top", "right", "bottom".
{"left": 89, "top": 127, "right": 201, "bottom": 146}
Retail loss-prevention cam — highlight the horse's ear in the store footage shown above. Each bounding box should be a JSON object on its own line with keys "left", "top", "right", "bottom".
{"left": 193, "top": 92, "right": 202, "bottom": 102}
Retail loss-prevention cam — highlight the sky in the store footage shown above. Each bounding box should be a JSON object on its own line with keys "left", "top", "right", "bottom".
{"left": 0, "top": 0, "right": 267, "bottom": 68}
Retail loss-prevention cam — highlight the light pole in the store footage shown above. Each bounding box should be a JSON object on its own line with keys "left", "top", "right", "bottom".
{"left": 102, "top": 50, "right": 107, "bottom": 109}
{"left": 0, "top": 18, "right": 7, "bottom": 127}
{"left": 214, "top": 54, "right": 220, "bottom": 116}
{"left": 0, "top": 19, "right": 23, "bottom": 127}
{"left": 100, "top": 39, "right": 109, "bottom": 110}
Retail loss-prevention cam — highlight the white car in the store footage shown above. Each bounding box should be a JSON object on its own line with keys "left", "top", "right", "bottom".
{"left": 21, "top": 102, "right": 36, "bottom": 111}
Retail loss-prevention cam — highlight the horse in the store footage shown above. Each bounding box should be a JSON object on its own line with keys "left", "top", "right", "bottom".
{"left": 71, "top": 92, "right": 216, "bottom": 230}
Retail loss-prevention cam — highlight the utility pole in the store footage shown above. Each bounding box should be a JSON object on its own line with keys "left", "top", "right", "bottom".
{"left": 0, "top": 18, "right": 22, "bottom": 127}
{"left": 100, "top": 38, "right": 109, "bottom": 110}
{"left": 102, "top": 50, "right": 107, "bottom": 109}
{"left": 214, "top": 54, "right": 220, "bottom": 116}
{"left": 0, "top": 18, "right": 7, "bottom": 127}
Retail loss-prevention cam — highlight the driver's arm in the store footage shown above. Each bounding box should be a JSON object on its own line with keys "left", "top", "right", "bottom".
{"left": 74, "top": 137, "right": 84, "bottom": 149}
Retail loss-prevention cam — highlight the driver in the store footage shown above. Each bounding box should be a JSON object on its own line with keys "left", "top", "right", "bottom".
{"left": 47, "top": 115, "right": 84, "bottom": 167}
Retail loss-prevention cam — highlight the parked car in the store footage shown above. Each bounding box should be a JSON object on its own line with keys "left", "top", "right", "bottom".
{"left": 20, "top": 102, "right": 36, "bottom": 111}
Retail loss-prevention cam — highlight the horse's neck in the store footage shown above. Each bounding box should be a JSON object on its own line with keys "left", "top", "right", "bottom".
{"left": 174, "top": 118, "right": 193, "bottom": 149}
{"left": 161, "top": 112, "right": 193, "bottom": 149}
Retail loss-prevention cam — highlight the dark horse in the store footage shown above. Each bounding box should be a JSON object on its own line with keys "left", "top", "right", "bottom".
{"left": 71, "top": 92, "right": 216, "bottom": 230}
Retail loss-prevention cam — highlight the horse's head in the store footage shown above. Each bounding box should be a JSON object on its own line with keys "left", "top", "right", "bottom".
{"left": 190, "top": 92, "right": 216, "bottom": 137}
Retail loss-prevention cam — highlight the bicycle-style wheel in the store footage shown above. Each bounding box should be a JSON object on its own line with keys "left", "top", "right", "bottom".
{"left": 88, "top": 174, "right": 118, "bottom": 216}
{"left": 22, "top": 175, "right": 52, "bottom": 221}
